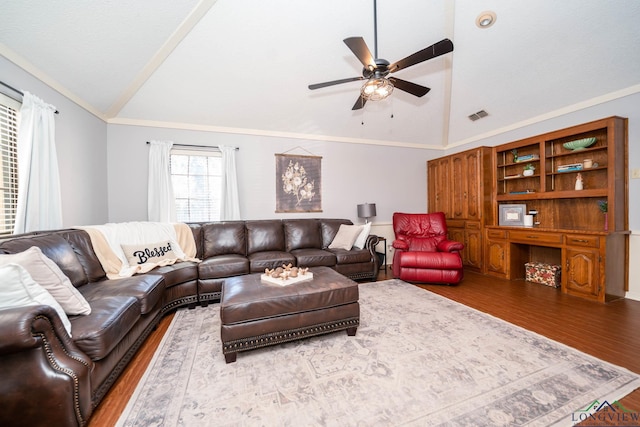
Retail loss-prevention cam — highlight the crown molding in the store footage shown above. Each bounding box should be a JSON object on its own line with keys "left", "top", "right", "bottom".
{"left": 107, "top": 116, "right": 445, "bottom": 150}
{"left": 0, "top": 43, "right": 106, "bottom": 120}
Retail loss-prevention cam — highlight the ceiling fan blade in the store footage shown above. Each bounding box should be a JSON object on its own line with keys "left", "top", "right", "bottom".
{"left": 308, "top": 76, "right": 365, "bottom": 90}
{"left": 388, "top": 38, "right": 454, "bottom": 73}
{"left": 343, "top": 37, "right": 376, "bottom": 68}
{"left": 352, "top": 94, "right": 367, "bottom": 110}
{"left": 388, "top": 77, "right": 431, "bottom": 97}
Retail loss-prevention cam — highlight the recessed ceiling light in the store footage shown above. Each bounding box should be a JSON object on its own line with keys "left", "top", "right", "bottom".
{"left": 476, "top": 11, "right": 497, "bottom": 28}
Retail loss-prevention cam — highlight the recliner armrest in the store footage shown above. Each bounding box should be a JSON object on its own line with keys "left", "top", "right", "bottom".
{"left": 437, "top": 239, "right": 464, "bottom": 253}
{"left": 392, "top": 239, "right": 409, "bottom": 250}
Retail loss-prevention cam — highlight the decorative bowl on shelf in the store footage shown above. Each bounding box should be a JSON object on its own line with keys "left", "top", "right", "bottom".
{"left": 563, "top": 137, "right": 596, "bottom": 151}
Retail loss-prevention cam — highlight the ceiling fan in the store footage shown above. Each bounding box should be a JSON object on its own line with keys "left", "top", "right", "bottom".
{"left": 308, "top": 0, "right": 454, "bottom": 110}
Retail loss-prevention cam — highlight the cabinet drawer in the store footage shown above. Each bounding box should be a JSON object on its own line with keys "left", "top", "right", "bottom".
{"left": 565, "top": 234, "right": 600, "bottom": 248}
{"left": 466, "top": 221, "right": 481, "bottom": 230}
{"left": 447, "top": 219, "right": 465, "bottom": 228}
{"left": 487, "top": 229, "right": 506, "bottom": 239}
{"left": 508, "top": 230, "right": 563, "bottom": 245}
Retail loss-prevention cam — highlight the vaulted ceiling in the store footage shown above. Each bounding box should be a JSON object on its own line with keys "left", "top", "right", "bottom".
{"left": 1, "top": 0, "right": 639, "bottom": 148}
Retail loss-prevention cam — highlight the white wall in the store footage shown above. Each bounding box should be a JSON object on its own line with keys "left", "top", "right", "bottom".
{"left": 106, "top": 124, "right": 440, "bottom": 224}
{"left": 0, "top": 56, "right": 109, "bottom": 227}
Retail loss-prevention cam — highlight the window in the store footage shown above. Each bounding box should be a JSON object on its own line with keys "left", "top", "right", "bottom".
{"left": 0, "top": 94, "right": 20, "bottom": 236}
{"left": 170, "top": 148, "right": 222, "bottom": 222}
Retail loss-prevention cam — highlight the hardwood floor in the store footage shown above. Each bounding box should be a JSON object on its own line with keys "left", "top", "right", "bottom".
{"left": 87, "top": 269, "right": 640, "bottom": 426}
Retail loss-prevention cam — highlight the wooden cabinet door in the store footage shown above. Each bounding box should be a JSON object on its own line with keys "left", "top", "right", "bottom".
{"left": 428, "top": 158, "right": 450, "bottom": 216}
{"left": 465, "top": 226, "right": 483, "bottom": 269}
{"left": 451, "top": 154, "right": 466, "bottom": 219}
{"left": 464, "top": 150, "right": 481, "bottom": 221}
{"left": 448, "top": 227, "right": 465, "bottom": 246}
{"left": 485, "top": 239, "right": 508, "bottom": 277}
{"left": 564, "top": 247, "right": 601, "bottom": 300}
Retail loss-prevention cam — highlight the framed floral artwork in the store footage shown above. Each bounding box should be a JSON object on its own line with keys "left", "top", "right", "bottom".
{"left": 275, "top": 153, "right": 322, "bottom": 213}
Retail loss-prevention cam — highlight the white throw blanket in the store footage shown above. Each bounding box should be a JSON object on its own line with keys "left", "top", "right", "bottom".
{"left": 76, "top": 222, "right": 199, "bottom": 279}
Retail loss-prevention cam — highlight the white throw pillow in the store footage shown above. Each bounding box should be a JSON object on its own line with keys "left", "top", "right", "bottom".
{"left": 121, "top": 241, "right": 178, "bottom": 266}
{"left": 353, "top": 222, "right": 372, "bottom": 249}
{"left": 0, "top": 246, "right": 91, "bottom": 315}
{"left": 328, "top": 224, "right": 363, "bottom": 250}
{"left": 0, "top": 263, "right": 72, "bottom": 336}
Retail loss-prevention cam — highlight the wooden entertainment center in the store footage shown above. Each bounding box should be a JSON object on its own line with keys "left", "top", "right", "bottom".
{"left": 428, "top": 116, "right": 628, "bottom": 302}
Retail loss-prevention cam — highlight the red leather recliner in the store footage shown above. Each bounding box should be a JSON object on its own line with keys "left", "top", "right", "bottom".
{"left": 392, "top": 212, "right": 464, "bottom": 285}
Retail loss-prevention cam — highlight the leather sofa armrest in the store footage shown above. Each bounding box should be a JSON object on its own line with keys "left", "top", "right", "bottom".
{"left": 363, "top": 234, "right": 381, "bottom": 280}
{"left": 437, "top": 239, "right": 464, "bottom": 253}
{"left": 0, "top": 305, "right": 94, "bottom": 427}
{"left": 364, "top": 234, "right": 380, "bottom": 252}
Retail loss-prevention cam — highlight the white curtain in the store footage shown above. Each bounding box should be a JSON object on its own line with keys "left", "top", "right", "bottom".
{"left": 14, "top": 91, "right": 62, "bottom": 234}
{"left": 147, "top": 140, "right": 176, "bottom": 222}
{"left": 219, "top": 145, "right": 240, "bottom": 220}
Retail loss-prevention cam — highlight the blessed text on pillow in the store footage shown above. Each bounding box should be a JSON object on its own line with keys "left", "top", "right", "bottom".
{"left": 121, "top": 241, "right": 178, "bottom": 266}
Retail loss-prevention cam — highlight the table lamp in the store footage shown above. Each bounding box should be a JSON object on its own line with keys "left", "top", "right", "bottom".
{"left": 357, "top": 203, "right": 377, "bottom": 223}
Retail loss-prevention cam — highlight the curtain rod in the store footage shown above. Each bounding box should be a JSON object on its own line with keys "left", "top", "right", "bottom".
{"left": 0, "top": 80, "right": 60, "bottom": 114}
{"left": 146, "top": 141, "right": 239, "bottom": 150}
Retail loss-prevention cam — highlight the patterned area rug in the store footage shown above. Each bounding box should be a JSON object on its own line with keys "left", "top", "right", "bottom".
{"left": 117, "top": 280, "right": 640, "bottom": 426}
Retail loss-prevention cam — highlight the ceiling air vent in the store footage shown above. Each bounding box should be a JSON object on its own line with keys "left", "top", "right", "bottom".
{"left": 468, "top": 110, "right": 489, "bottom": 121}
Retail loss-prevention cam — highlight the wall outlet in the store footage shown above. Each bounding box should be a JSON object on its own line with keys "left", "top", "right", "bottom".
{"left": 632, "top": 169, "right": 640, "bottom": 179}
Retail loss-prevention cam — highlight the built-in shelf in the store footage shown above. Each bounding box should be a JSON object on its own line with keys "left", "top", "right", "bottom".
{"left": 487, "top": 116, "right": 628, "bottom": 302}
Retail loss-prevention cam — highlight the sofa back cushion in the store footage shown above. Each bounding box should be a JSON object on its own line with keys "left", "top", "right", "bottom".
{"left": 187, "top": 223, "right": 204, "bottom": 259}
{"left": 245, "top": 220, "right": 285, "bottom": 254}
{"left": 0, "top": 233, "right": 89, "bottom": 288}
{"left": 61, "top": 230, "right": 107, "bottom": 283}
{"left": 319, "top": 219, "right": 353, "bottom": 248}
{"left": 284, "top": 219, "right": 322, "bottom": 252}
{"left": 202, "top": 222, "right": 246, "bottom": 257}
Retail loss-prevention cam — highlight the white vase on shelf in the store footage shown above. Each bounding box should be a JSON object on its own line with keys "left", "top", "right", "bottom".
{"left": 575, "top": 173, "right": 583, "bottom": 190}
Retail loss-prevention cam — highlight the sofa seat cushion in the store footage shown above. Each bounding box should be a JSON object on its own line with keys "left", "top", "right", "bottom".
{"left": 329, "top": 248, "right": 373, "bottom": 264}
{"left": 247, "top": 251, "right": 296, "bottom": 273}
{"left": 151, "top": 261, "right": 199, "bottom": 288}
{"left": 199, "top": 255, "right": 250, "bottom": 280}
{"left": 70, "top": 296, "right": 140, "bottom": 361}
{"left": 80, "top": 275, "right": 164, "bottom": 315}
{"left": 398, "top": 251, "right": 463, "bottom": 269}
{"left": 290, "top": 248, "right": 336, "bottom": 267}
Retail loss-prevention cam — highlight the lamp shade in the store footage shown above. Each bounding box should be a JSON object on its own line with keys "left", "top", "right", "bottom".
{"left": 357, "top": 203, "right": 377, "bottom": 220}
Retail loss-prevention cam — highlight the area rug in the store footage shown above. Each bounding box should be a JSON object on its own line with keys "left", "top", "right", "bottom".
{"left": 117, "top": 280, "right": 640, "bottom": 426}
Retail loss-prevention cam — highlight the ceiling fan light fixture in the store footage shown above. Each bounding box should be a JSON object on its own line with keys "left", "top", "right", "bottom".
{"left": 476, "top": 11, "right": 497, "bottom": 28}
{"left": 361, "top": 78, "right": 394, "bottom": 101}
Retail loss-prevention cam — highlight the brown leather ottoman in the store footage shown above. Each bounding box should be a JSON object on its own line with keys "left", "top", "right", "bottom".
{"left": 220, "top": 266, "right": 359, "bottom": 363}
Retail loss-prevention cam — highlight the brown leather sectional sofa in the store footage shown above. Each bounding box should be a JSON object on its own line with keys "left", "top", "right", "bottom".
{"left": 0, "top": 218, "right": 379, "bottom": 427}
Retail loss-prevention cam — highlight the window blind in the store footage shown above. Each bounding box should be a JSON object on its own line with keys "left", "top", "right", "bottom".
{"left": 0, "top": 94, "right": 19, "bottom": 236}
{"left": 170, "top": 148, "right": 222, "bottom": 222}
